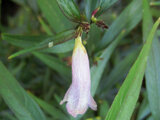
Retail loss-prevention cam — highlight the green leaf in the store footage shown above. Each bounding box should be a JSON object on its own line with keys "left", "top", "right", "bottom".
{"left": 33, "top": 52, "right": 71, "bottom": 78}
{"left": 91, "top": 30, "right": 126, "bottom": 96}
{"left": 37, "top": 0, "right": 72, "bottom": 32}
{"left": 84, "top": 0, "right": 117, "bottom": 20}
{"left": 0, "top": 111, "right": 17, "bottom": 120}
{"left": 105, "top": 18, "right": 160, "bottom": 120}
{"left": 100, "top": 48, "right": 140, "bottom": 95}
{"left": 151, "top": 8, "right": 160, "bottom": 18}
{"left": 137, "top": 94, "right": 150, "bottom": 120}
{"left": 38, "top": 17, "right": 53, "bottom": 35}
{"left": 150, "top": 1, "right": 160, "bottom": 6}
{"left": 0, "top": 61, "right": 46, "bottom": 120}
{"left": 98, "top": 0, "right": 118, "bottom": 16}
{"left": 28, "top": 93, "right": 69, "bottom": 120}
{"left": 40, "top": 39, "right": 74, "bottom": 53}
{"left": 2, "top": 30, "right": 74, "bottom": 59}
{"left": 98, "top": 0, "right": 142, "bottom": 48}
{"left": 7, "top": 36, "right": 54, "bottom": 59}
{"left": 147, "top": 116, "right": 154, "bottom": 120}
{"left": 2, "top": 34, "right": 48, "bottom": 48}
{"left": 56, "top": 0, "right": 81, "bottom": 21}
{"left": 99, "top": 100, "right": 109, "bottom": 119}
{"left": 143, "top": 0, "right": 160, "bottom": 119}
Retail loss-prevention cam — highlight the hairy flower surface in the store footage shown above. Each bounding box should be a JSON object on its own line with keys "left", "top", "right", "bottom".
{"left": 60, "top": 36, "right": 97, "bottom": 117}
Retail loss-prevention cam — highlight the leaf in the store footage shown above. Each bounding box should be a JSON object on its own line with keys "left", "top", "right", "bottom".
{"left": 147, "top": 116, "right": 154, "bottom": 120}
{"left": 99, "top": 100, "right": 109, "bottom": 119}
{"left": 0, "top": 61, "right": 46, "bottom": 120}
{"left": 28, "top": 93, "right": 69, "bottom": 120}
{"left": 137, "top": 94, "right": 150, "bottom": 120}
{"left": 143, "top": 0, "right": 160, "bottom": 119}
{"left": 0, "top": 111, "right": 17, "bottom": 120}
{"left": 150, "top": 1, "right": 160, "bottom": 6}
{"left": 37, "top": 0, "right": 72, "bottom": 32}
{"left": 7, "top": 36, "right": 54, "bottom": 59}
{"left": 2, "top": 33, "right": 72, "bottom": 77}
{"left": 2, "top": 30, "right": 74, "bottom": 59}
{"left": 40, "top": 39, "right": 74, "bottom": 53}
{"left": 2, "top": 34, "right": 48, "bottom": 48}
{"left": 56, "top": 0, "right": 81, "bottom": 21}
{"left": 38, "top": 16, "right": 53, "bottom": 35}
{"left": 98, "top": 0, "right": 142, "bottom": 49}
{"left": 100, "top": 48, "right": 140, "bottom": 95}
{"left": 84, "top": 0, "right": 118, "bottom": 20}
{"left": 33, "top": 52, "right": 71, "bottom": 78}
{"left": 98, "top": 0, "right": 118, "bottom": 16}
{"left": 91, "top": 30, "right": 126, "bottom": 96}
{"left": 105, "top": 18, "right": 160, "bottom": 120}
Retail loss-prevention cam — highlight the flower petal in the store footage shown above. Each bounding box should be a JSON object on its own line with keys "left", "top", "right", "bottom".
{"left": 88, "top": 95, "right": 97, "bottom": 110}
{"left": 60, "top": 36, "right": 97, "bottom": 117}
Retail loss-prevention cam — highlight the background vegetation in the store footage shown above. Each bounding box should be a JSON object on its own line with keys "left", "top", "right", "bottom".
{"left": 0, "top": 0, "right": 160, "bottom": 120}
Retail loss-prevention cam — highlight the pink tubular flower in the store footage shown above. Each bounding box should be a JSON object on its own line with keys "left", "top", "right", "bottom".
{"left": 60, "top": 36, "right": 97, "bottom": 117}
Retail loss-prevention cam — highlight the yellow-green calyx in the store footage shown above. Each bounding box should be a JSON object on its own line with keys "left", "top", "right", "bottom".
{"left": 73, "top": 36, "right": 86, "bottom": 54}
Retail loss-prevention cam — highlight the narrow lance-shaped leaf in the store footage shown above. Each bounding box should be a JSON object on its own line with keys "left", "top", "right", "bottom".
{"left": 2, "top": 30, "right": 75, "bottom": 59}
{"left": 100, "top": 48, "right": 140, "bottom": 95}
{"left": 98, "top": 0, "right": 142, "bottom": 49}
{"left": 1, "top": 34, "right": 48, "bottom": 48}
{"left": 33, "top": 52, "right": 71, "bottom": 78}
{"left": 37, "top": 0, "right": 71, "bottom": 32}
{"left": 105, "top": 18, "right": 160, "bottom": 120}
{"left": 40, "top": 39, "right": 74, "bottom": 54}
{"left": 143, "top": 0, "right": 160, "bottom": 119}
{"left": 2, "top": 33, "right": 72, "bottom": 77}
{"left": 0, "top": 61, "right": 46, "bottom": 120}
{"left": 97, "top": 0, "right": 118, "bottom": 16}
{"left": 150, "top": 1, "right": 160, "bottom": 6}
{"left": 57, "top": 0, "right": 81, "bottom": 21}
{"left": 38, "top": 16, "right": 53, "bottom": 35}
{"left": 84, "top": 0, "right": 118, "bottom": 21}
{"left": 137, "top": 93, "right": 151, "bottom": 120}
{"left": 28, "top": 92, "right": 69, "bottom": 120}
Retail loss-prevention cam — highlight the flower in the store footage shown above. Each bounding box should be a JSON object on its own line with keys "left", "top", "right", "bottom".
{"left": 60, "top": 36, "right": 97, "bottom": 117}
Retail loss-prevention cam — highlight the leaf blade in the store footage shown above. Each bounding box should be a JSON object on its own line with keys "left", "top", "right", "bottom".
{"left": 99, "top": 0, "right": 142, "bottom": 48}
{"left": 0, "top": 61, "right": 46, "bottom": 120}
{"left": 91, "top": 30, "right": 126, "bottom": 96}
{"left": 57, "top": 0, "right": 81, "bottom": 21}
{"left": 28, "top": 93, "right": 69, "bottom": 120}
{"left": 143, "top": 0, "right": 160, "bottom": 119}
{"left": 37, "top": 0, "right": 71, "bottom": 32}
{"left": 105, "top": 18, "right": 160, "bottom": 120}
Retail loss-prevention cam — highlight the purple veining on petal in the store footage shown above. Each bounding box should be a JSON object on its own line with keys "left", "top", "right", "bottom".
{"left": 60, "top": 36, "right": 97, "bottom": 117}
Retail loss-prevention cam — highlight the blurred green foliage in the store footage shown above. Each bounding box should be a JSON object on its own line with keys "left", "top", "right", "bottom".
{"left": 0, "top": 0, "right": 160, "bottom": 120}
